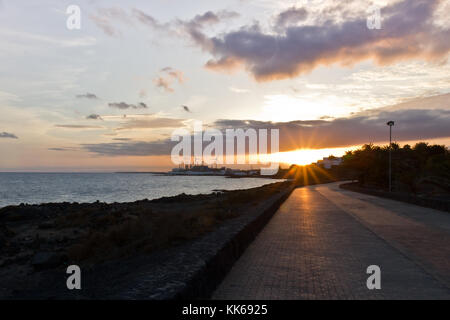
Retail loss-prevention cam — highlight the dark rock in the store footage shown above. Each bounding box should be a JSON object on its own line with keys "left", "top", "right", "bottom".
{"left": 14, "top": 252, "right": 32, "bottom": 264}
{"left": 5, "top": 244, "right": 20, "bottom": 256}
{"left": 38, "top": 221, "right": 55, "bottom": 229}
{"left": 31, "top": 252, "right": 64, "bottom": 271}
{"left": 0, "top": 225, "right": 15, "bottom": 237}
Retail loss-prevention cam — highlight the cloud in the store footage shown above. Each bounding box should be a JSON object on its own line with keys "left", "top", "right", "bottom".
{"left": 108, "top": 102, "right": 148, "bottom": 109}
{"left": 116, "top": 116, "right": 184, "bottom": 130}
{"left": 132, "top": 8, "right": 168, "bottom": 30}
{"left": 154, "top": 67, "right": 184, "bottom": 93}
{"left": 55, "top": 125, "right": 103, "bottom": 129}
{"left": 48, "top": 147, "right": 78, "bottom": 152}
{"left": 161, "top": 67, "right": 184, "bottom": 82}
{"left": 112, "top": 138, "right": 132, "bottom": 141}
{"left": 182, "top": 10, "right": 240, "bottom": 31}
{"left": 76, "top": 93, "right": 98, "bottom": 99}
{"left": 0, "top": 132, "right": 18, "bottom": 139}
{"left": 86, "top": 114, "right": 103, "bottom": 120}
{"left": 182, "top": 105, "right": 191, "bottom": 113}
{"left": 73, "top": 91, "right": 450, "bottom": 158}
{"left": 274, "top": 7, "right": 308, "bottom": 30}
{"left": 88, "top": 3, "right": 448, "bottom": 82}
{"left": 91, "top": 7, "right": 239, "bottom": 46}
{"left": 90, "top": 14, "right": 118, "bottom": 37}
{"left": 89, "top": 7, "right": 132, "bottom": 37}
{"left": 139, "top": 89, "right": 148, "bottom": 98}
{"left": 377, "top": 92, "right": 450, "bottom": 112}
{"left": 80, "top": 104, "right": 450, "bottom": 157}
{"left": 199, "top": 0, "right": 450, "bottom": 81}
{"left": 175, "top": 10, "right": 239, "bottom": 52}
{"left": 229, "top": 86, "right": 250, "bottom": 93}
{"left": 154, "top": 77, "right": 173, "bottom": 93}
{"left": 48, "top": 148, "right": 67, "bottom": 151}
{"left": 0, "top": 29, "right": 96, "bottom": 47}
{"left": 83, "top": 140, "right": 174, "bottom": 156}
{"left": 213, "top": 108, "right": 450, "bottom": 150}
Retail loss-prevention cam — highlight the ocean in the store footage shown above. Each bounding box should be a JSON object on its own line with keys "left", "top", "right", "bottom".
{"left": 0, "top": 173, "right": 285, "bottom": 208}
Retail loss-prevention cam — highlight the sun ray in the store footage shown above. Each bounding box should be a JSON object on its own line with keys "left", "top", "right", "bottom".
{"left": 312, "top": 164, "right": 336, "bottom": 181}
{"left": 306, "top": 165, "right": 321, "bottom": 185}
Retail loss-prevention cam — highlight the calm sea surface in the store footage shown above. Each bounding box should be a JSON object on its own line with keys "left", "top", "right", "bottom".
{"left": 0, "top": 173, "right": 284, "bottom": 208}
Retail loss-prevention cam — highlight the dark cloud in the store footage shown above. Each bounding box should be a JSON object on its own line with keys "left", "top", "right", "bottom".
{"left": 0, "top": 132, "right": 18, "bottom": 139}
{"left": 48, "top": 147, "right": 78, "bottom": 152}
{"left": 186, "top": 10, "right": 239, "bottom": 29}
{"left": 86, "top": 114, "right": 103, "bottom": 120}
{"left": 48, "top": 148, "right": 66, "bottom": 151}
{"left": 80, "top": 105, "right": 450, "bottom": 157}
{"left": 92, "top": 7, "right": 238, "bottom": 38}
{"left": 83, "top": 140, "right": 174, "bottom": 156}
{"left": 377, "top": 93, "right": 450, "bottom": 112}
{"left": 112, "top": 138, "right": 132, "bottom": 141}
{"left": 213, "top": 108, "right": 450, "bottom": 150}
{"left": 89, "top": 2, "right": 448, "bottom": 81}
{"left": 274, "top": 7, "right": 308, "bottom": 31}
{"left": 176, "top": 11, "right": 240, "bottom": 52}
{"left": 76, "top": 93, "right": 98, "bottom": 99}
{"left": 183, "top": 10, "right": 240, "bottom": 48}
{"left": 108, "top": 102, "right": 148, "bottom": 109}
{"left": 182, "top": 105, "right": 191, "bottom": 113}
{"left": 200, "top": 0, "right": 450, "bottom": 81}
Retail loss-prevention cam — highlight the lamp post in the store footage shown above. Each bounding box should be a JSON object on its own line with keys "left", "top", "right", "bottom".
{"left": 386, "top": 121, "right": 395, "bottom": 192}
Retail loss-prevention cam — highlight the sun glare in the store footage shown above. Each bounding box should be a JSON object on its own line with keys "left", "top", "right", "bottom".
{"left": 268, "top": 146, "right": 359, "bottom": 166}
{"left": 258, "top": 94, "right": 355, "bottom": 122}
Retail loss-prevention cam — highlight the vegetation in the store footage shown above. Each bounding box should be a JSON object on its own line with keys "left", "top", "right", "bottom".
{"left": 341, "top": 142, "right": 450, "bottom": 195}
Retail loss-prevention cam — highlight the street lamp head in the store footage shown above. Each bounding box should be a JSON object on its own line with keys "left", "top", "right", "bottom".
{"left": 387, "top": 121, "right": 395, "bottom": 126}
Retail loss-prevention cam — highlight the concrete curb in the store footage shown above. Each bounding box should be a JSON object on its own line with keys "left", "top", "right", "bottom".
{"left": 103, "top": 184, "right": 296, "bottom": 300}
{"left": 177, "top": 185, "right": 296, "bottom": 300}
{"left": 339, "top": 182, "right": 450, "bottom": 213}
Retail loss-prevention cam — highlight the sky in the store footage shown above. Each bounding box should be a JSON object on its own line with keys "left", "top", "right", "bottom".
{"left": 0, "top": 0, "right": 449, "bottom": 172}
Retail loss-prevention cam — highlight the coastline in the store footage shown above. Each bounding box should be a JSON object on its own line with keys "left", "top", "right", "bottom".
{"left": 339, "top": 182, "right": 450, "bottom": 212}
{"left": 0, "top": 173, "right": 285, "bottom": 209}
{"left": 0, "top": 181, "right": 294, "bottom": 299}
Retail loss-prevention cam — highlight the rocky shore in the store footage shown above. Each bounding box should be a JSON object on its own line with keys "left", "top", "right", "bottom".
{"left": 0, "top": 181, "right": 293, "bottom": 299}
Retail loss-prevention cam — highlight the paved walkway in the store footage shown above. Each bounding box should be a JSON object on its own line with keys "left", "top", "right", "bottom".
{"left": 212, "top": 182, "right": 450, "bottom": 299}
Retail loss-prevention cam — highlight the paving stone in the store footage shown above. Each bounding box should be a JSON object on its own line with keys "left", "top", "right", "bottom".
{"left": 213, "top": 183, "right": 450, "bottom": 300}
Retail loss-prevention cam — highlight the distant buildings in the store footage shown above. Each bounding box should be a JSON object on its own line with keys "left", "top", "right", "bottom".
{"left": 170, "top": 164, "right": 226, "bottom": 176}
{"left": 316, "top": 156, "right": 343, "bottom": 169}
{"left": 170, "top": 164, "right": 260, "bottom": 177}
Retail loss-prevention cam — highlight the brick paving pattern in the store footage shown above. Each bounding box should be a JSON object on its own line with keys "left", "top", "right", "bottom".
{"left": 212, "top": 183, "right": 450, "bottom": 299}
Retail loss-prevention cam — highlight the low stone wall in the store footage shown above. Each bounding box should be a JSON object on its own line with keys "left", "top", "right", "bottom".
{"left": 105, "top": 184, "right": 296, "bottom": 299}
{"left": 339, "top": 182, "right": 450, "bottom": 213}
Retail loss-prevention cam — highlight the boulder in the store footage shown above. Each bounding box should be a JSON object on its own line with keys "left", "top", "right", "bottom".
{"left": 31, "top": 252, "right": 64, "bottom": 271}
{"left": 38, "top": 221, "right": 55, "bottom": 229}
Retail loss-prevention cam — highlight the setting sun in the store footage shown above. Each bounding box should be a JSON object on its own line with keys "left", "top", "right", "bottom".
{"left": 268, "top": 146, "right": 359, "bottom": 166}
